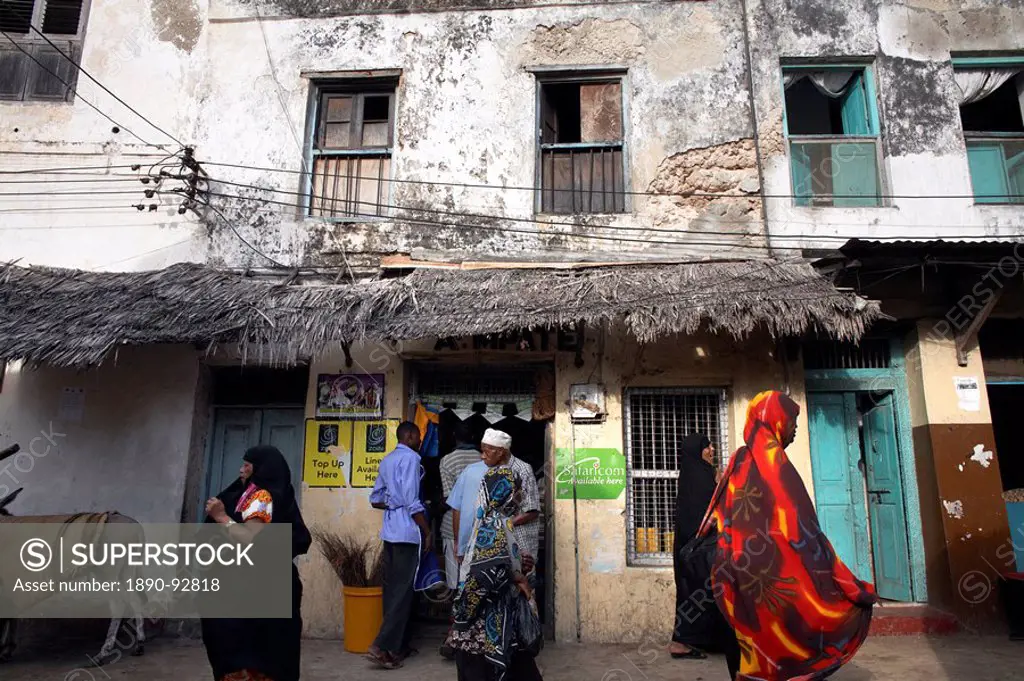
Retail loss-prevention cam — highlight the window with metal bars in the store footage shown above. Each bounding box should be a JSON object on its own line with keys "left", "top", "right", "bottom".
{"left": 802, "top": 338, "right": 891, "bottom": 370}
{"left": 0, "top": 0, "right": 88, "bottom": 103}
{"left": 307, "top": 80, "right": 395, "bottom": 219}
{"left": 536, "top": 72, "right": 626, "bottom": 214}
{"left": 624, "top": 387, "right": 728, "bottom": 567}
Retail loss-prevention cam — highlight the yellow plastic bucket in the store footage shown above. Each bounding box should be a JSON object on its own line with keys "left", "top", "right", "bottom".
{"left": 342, "top": 586, "right": 384, "bottom": 654}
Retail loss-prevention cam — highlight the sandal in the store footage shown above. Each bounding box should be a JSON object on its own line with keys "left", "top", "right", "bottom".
{"left": 670, "top": 648, "right": 708, "bottom": 660}
{"left": 365, "top": 649, "right": 403, "bottom": 670}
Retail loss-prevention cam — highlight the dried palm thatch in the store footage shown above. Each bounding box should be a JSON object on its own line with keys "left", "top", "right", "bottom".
{"left": 0, "top": 259, "right": 881, "bottom": 367}
{"left": 313, "top": 528, "right": 384, "bottom": 587}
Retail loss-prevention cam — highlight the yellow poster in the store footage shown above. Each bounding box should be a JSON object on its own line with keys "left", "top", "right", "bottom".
{"left": 303, "top": 420, "right": 353, "bottom": 488}
{"left": 351, "top": 420, "right": 400, "bottom": 488}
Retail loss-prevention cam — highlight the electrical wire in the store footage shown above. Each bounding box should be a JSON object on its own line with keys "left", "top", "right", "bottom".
{"left": 0, "top": 176, "right": 147, "bottom": 184}
{"left": 193, "top": 197, "right": 290, "bottom": 268}
{"left": 0, "top": 2, "right": 185, "bottom": 149}
{"left": 91, "top": 238, "right": 199, "bottom": 271}
{"left": 0, "top": 164, "right": 153, "bottom": 175}
{"left": 202, "top": 187, "right": 1022, "bottom": 252}
{"left": 196, "top": 158, "right": 1024, "bottom": 202}
{"left": 203, "top": 174, "right": 1024, "bottom": 241}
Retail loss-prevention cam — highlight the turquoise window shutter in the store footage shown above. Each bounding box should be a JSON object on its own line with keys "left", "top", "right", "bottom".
{"left": 967, "top": 143, "right": 1010, "bottom": 204}
{"left": 791, "top": 143, "right": 813, "bottom": 206}
{"left": 840, "top": 73, "right": 871, "bottom": 136}
{"left": 832, "top": 142, "right": 879, "bottom": 207}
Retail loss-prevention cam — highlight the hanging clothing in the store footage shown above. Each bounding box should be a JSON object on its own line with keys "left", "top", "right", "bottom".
{"left": 201, "top": 445, "right": 310, "bottom": 681}
{"left": 671, "top": 433, "right": 721, "bottom": 650}
{"left": 783, "top": 71, "right": 857, "bottom": 97}
{"left": 415, "top": 402, "right": 441, "bottom": 458}
{"left": 700, "top": 391, "right": 876, "bottom": 681}
{"left": 450, "top": 466, "right": 541, "bottom": 681}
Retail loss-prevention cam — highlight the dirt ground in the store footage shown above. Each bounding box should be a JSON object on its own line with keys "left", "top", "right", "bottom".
{"left": 2, "top": 630, "right": 1022, "bottom": 681}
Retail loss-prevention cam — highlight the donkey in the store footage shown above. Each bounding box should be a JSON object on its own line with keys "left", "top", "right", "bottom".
{"left": 0, "top": 444, "right": 147, "bottom": 665}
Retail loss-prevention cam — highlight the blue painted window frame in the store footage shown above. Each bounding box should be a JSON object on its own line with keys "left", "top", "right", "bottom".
{"left": 781, "top": 63, "right": 885, "bottom": 208}
{"left": 952, "top": 56, "right": 1024, "bottom": 205}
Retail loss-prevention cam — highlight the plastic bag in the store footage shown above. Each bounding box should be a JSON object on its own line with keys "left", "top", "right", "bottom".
{"left": 513, "top": 593, "right": 544, "bottom": 658}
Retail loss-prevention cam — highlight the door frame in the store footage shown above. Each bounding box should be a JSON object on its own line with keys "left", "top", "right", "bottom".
{"left": 198, "top": 404, "right": 306, "bottom": 521}
{"left": 804, "top": 335, "right": 928, "bottom": 602}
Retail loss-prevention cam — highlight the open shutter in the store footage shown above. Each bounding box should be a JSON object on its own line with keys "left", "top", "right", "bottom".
{"left": 790, "top": 143, "right": 814, "bottom": 206}
{"left": 967, "top": 143, "right": 1010, "bottom": 204}
{"left": 840, "top": 73, "right": 872, "bottom": 136}
{"left": 832, "top": 142, "right": 880, "bottom": 207}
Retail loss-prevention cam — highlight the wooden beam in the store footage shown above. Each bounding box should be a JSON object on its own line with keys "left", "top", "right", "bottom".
{"left": 956, "top": 288, "right": 1003, "bottom": 367}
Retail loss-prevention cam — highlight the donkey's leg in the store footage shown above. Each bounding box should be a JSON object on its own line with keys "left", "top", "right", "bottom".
{"left": 95, "top": 617, "right": 122, "bottom": 664}
{"left": 0, "top": 619, "right": 17, "bottom": 662}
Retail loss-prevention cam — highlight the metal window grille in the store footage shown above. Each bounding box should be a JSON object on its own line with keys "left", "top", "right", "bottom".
{"left": 624, "top": 387, "right": 728, "bottom": 567}
{"left": 803, "top": 338, "right": 891, "bottom": 370}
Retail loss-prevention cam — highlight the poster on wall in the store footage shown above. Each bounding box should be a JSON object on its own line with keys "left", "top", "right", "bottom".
{"left": 953, "top": 376, "right": 981, "bottom": 412}
{"left": 351, "top": 420, "right": 400, "bottom": 488}
{"left": 302, "top": 419, "right": 353, "bottom": 487}
{"left": 554, "top": 448, "right": 627, "bottom": 500}
{"left": 315, "top": 373, "right": 385, "bottom": 419}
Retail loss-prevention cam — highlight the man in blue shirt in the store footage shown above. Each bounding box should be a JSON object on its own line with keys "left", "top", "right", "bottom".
{"left": 367, "top": 422, "right": 431, "bottom": 669}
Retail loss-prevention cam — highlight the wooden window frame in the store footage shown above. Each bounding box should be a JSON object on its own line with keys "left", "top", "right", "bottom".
{"left": 781, "top": 63, "right": 887, "bottom": 208}
{"left": 533, "top": 70, "right": 630, "bottom": 215}
{"left": 304, "top": 79, "right": 397, "bottom": 220}
{"left": 0, "top": 0, "right": 92, "bottom": 103}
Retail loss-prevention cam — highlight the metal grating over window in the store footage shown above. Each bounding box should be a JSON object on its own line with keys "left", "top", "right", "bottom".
{"left": 624, "top": 388, "right": 728, "bottom": 567}
{"left": 802, "top": 338, "right": 891, "bottom": 370}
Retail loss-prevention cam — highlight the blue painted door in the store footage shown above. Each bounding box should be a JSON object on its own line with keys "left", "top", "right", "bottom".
{"left": 808, "top": 393, "right": 873, "bottom": 581}
{"left": 206, "top": 408, "right": 305, "bottom": 509}
{"left": 862, "top": 394, "right": 913, "bottom": 601}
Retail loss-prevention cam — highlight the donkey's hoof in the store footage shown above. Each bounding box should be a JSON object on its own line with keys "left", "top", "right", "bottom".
{"left": 131, "top": 645, "right": 145, "bottom": 657}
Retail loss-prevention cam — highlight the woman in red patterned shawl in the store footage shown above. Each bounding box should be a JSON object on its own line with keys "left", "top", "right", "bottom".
{"left": 698, "top": 391, "right": 876, "bottom": 680}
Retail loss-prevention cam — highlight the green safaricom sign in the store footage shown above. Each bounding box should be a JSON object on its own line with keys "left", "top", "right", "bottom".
{"left": 555, "top": 448, "right": 627, "bottom": 500}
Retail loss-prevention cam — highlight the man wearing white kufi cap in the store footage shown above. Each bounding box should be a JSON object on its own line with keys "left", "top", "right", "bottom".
{"left": 479, "top": 428, "right": 541, "bottom": 566}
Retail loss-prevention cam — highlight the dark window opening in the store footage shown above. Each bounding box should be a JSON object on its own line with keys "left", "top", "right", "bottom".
{"left": 960, "top": 77, "right": 1024, "bottom": 134}
{"left": 785, "top": 77, "right": 845, "bottom": 135}
{"left": 541, "top": 83, "right": 582, "bottom": 143}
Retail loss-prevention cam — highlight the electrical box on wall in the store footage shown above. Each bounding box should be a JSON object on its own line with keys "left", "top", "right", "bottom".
{"left": 570, "top": 383, "right": 606, "bottom": 422}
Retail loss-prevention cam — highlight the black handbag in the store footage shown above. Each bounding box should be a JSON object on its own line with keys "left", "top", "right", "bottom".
{"left": 513, "top": 594, "right": 544, "bottom": 658}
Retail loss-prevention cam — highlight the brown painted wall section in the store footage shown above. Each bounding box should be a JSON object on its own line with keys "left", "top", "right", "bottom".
{"left": 920, "top": 422, "right": 1010, "bottom": 630}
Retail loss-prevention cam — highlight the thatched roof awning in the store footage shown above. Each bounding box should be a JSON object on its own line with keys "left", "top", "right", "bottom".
{"left": 0, "top": 260, "right": 881, "bottom": 367}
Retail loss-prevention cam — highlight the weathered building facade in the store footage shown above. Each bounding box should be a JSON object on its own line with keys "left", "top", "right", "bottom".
{"left": 1, "top": 0, "right": 1023, "bottom": 643}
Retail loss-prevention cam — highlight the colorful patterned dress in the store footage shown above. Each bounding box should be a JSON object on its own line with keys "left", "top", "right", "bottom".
{"left": 702, "top": 391, "right": 877, "bottom": 680}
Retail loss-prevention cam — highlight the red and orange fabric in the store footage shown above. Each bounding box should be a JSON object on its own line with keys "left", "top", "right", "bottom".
{"left": 699, "top": 391, "right": 876, "bottom": 680}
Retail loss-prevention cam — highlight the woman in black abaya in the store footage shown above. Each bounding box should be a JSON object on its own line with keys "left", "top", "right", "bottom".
{"left": 201, "top": 445, "right": 312, "bottom": 681}
{"left": 668, "top": 433, "right": 721, "bottom": 660}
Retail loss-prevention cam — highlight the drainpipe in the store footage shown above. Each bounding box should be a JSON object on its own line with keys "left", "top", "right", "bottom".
{"left": 570, "top": 420, "right": 582, "bottom": 643}
{"left": 739, "top": 0, "right": 773, "bottom": 257}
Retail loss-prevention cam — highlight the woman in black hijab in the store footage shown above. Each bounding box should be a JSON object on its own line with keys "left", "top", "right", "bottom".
{"left": 669, "top": 433, "right": 719, "bottom": 659}
{"left": 201, "top": 445, "right": 312, "bottom": 681}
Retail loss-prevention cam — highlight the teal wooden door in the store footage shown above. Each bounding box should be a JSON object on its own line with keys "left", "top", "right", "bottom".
{"left": 863, "top": 394, "right": 913, "bottom": 601}
{"left": 807, "top": 393, "right": 872, "bottom": 581}
{"left": 206, "top": 408, "right": 305, "bottom": 507}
